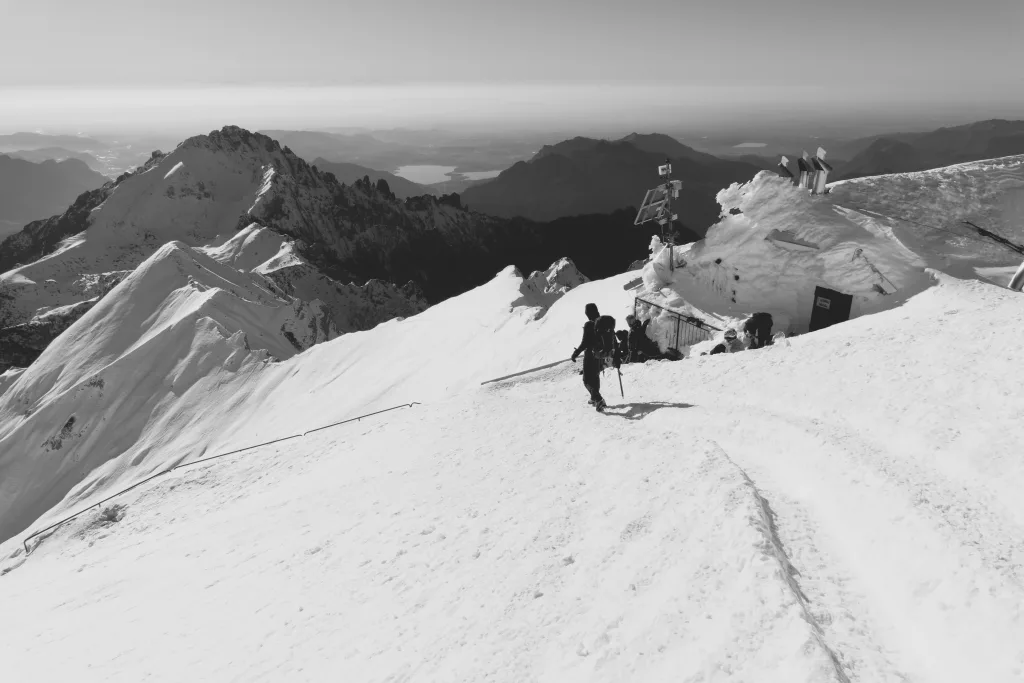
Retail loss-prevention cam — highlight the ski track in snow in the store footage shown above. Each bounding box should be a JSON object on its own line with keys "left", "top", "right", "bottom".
{"left": 705, "top": 407, "right": 1024, "bottom": 683}
{"left": 1, "top": 367, "right": 850, "bottom": 683}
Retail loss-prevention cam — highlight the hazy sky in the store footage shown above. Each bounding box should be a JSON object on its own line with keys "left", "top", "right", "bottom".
{"left": 2, "top": 0, "right": 1022, "bottom": 134}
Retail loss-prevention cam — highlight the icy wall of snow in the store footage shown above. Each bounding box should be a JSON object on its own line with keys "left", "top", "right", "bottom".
{"left": 637, "top": 156, "right": 1024, "bottom": 349}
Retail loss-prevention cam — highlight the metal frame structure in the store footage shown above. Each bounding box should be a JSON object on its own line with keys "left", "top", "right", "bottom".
{"left": 634, "top": 296, "right": 722, "bottom": 353}
{"left": 634, "top": 158, "right": 683, "bottom": 271}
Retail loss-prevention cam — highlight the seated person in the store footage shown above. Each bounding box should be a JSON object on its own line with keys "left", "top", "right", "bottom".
{"left": 625, "top": 314, "right": 663, "bottom": 362}
{"left": 711, "top": 329, "right": 746, "bottom": 354}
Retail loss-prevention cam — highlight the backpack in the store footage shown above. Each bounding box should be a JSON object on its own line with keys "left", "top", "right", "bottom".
{"left": 592, "top": 315, "right": 617, "bottom": 361}
{"left": 744, "top": 312, "right": 773, "bottom": 333}
{"left": 744, "top": 312, "right": 773, "bottom": 347}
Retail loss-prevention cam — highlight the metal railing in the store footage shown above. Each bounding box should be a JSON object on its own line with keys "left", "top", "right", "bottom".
{"left": 21, "top": 402, "right": 421, "bottom": 554}
{"left": 634, "top": 297, "right": 722, "bottom": 353}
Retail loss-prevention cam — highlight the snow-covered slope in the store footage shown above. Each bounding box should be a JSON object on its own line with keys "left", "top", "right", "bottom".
{"left": 0, "top": 256, "right": 600, "bottom": 545}
{"left": 637, "top": 156, "right": 1024, "bottom": 344}
{"left": 3, "top": 151, "right": 1024, "bottom": 681}
{"left": 0, "top": 241, "right": 338, "bottom": 542}
{"left": 2, "top": 269, "right": 1023, "bottom": 681}
{"left": 0, "top": 128, "right": 427, "bottom": 371}
{"left": 201, "top": 223, "right": 428, "bottom": 334}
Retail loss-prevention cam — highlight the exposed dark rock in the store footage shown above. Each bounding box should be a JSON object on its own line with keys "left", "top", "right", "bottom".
{"left": 0, "top": 299, "right": 99, "bottom": 372}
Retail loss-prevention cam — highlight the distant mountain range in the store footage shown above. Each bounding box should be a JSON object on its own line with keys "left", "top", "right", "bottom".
{"left": 7, "top": 147, "right": 104, "bottom": 172}
{"left": 0, "top": 132, "right": 185, "bottom": 177}
{"left": 1, "top": 127, "right": 676, "bottom": 370}
{"left": 0, "top": 155, "right": 108, "bottom": 240}
{"left": 0, "top": 133, "right": 105, "bottom": 153}
{"left": 460, "top": 133, "right": 762, "bottom": 234}
{"left": 838, "top": 119, "right": 1024, "bottom": 180}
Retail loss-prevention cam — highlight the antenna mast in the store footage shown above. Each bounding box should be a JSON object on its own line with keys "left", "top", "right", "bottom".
{"left": 634, "top": 157, "right": 682, "bottom": 272}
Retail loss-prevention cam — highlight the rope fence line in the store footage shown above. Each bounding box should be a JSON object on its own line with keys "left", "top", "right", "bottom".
{"left": 22, "top": 402, "right": 421, "bottom": 555}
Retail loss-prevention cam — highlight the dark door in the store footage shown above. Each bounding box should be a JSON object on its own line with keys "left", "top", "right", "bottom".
{"left": 808, "top": 286, "right": 853, "bottom": 332}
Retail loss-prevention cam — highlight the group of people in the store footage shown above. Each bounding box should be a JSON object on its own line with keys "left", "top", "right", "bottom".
{"left": 707, "top": 311, "right": 775, "bottom": 355}
{"left": 569, "top": 303, "right": 671, "bottom": 412}
{"left": 570, "top": 303, "right": 776, "bottom": 411}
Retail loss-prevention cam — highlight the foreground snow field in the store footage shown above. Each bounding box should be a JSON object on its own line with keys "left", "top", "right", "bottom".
{"left": 2, "top": 271, "right": 1023, "bottom": 682}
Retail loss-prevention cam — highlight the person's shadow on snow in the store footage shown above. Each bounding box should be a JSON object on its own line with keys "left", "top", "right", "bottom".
{"left": 601, "top": 401, "right": 694, "bottom": 420}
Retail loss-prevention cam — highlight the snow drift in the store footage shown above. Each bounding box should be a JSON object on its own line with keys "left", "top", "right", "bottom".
{"left": 637, "top": 156, "right": 1024, "bottom": 349}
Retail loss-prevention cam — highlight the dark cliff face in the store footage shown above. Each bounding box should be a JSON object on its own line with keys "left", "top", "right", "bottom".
{"left": 196, "top": 128, "right": 669, "bottom": 303}
{"left": 0, "top": 300, "right": 100, "bottom": 371}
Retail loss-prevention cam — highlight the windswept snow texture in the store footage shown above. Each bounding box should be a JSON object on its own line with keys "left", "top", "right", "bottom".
{"left": 0, "top": 242, "right": 341, "bottom": 542}
{"left": 2, "top": 270, "right": 1024, "bottom": 681}
{"left": 0, "top": 264, "right": 622, "bottom": 545}
{"left": 638, "top": 156, "right": 1024, "bottom": 341}
{"left": 201, "top": 224, "right": 429, "bottom": 334}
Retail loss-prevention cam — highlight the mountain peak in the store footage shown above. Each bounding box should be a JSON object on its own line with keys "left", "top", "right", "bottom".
{"left": 179, "top": 126, "right": 283, "bottom": 157}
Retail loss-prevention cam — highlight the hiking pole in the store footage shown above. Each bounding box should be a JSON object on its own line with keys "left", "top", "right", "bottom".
{"left": 480, "top": 359, "right": 571, "bottom": 385}
{"left": 617, "top": 366, "right": 624, "bottom": 398}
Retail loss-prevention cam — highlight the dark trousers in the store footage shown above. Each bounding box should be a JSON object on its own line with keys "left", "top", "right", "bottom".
{"left": 582, "top": 355, "right": 603, "bottom": 402}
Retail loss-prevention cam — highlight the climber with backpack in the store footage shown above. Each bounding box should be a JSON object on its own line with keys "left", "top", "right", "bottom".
{"left": 570, "top": 303, "right": 621, "bottom": 412}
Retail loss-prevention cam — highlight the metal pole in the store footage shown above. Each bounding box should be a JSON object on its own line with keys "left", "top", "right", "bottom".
{"left": 665, "top": 157, "right": 674, "bottom": 273}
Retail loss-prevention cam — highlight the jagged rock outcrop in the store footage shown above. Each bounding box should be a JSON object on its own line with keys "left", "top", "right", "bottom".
{"left": 512, "top": 257, "right": 589, "bottom": 315}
